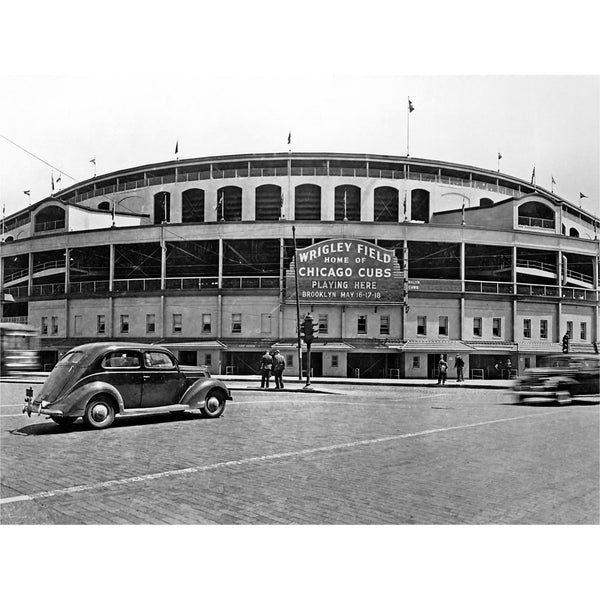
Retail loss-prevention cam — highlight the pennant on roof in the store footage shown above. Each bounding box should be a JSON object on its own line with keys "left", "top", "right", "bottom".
{"left": 408, "top": 98, "right": 414, "bottom": 112}
{"left": 579, "top": 192, "right": 588, "bottom": 199}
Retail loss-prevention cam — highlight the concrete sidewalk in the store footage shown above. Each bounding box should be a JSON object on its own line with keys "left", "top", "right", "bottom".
{"left": 1, "top": 372, "right": 514, "bottom": 391}
{"left": 219, "top": 374, "right": 514, "bottom": 391}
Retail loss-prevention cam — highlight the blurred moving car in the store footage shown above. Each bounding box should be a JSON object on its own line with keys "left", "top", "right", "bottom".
{"left": 0, "top": 322, "right": 41, "bottom": 374}
{"left": 513, "top": 354, "right": 600, "bottom": 405}
{"left": 23, "top": 342, "right": 231, "bottom": 428}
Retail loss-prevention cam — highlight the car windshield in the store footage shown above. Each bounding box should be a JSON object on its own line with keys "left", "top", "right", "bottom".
{"left": 57, "top": 351, "right": 86, "bottom": 366}
{"left": 539, "top": 356, "right": 582, "bottom": 368}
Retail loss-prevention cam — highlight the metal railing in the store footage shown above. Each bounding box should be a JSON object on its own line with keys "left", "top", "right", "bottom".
{"left": 113, "top": 278, "right": 161, "bottom": 293}
{"left": 63, "top": 164, "right": 538, "bottom": 205}
{"left": 1, "top": 215, "right": 31, "bottom": 232}
{"left": 516, "top": 258, "right": 556, "bottom": 274}
{"left": 30, "top": 282, "right": 65, "bottom": 296}
{"left": 565, "top": 270, "right": 593, "bottom": 285}
{"left": 517, "top": 216, "right": 555, "bottom": 229}
{"left": 165, "top": 277, "right": 219, "bottom": 290}
{"left": 0, "top": 316, "right": 28, "bottom": 324}
{"left": 465, "top": 280, "right": 514, "bottom": 294}
{"left": 33, "top": 259, "right": 66, "bottom": 274}
{"left": 516, "top": 283, "right": 560, "bottom": 297}
{"left": 3, "top": 268, "right": 29, "bottom": 283}
{"left": 34, "top": 219, "right": 66, "bottom": 232}
{"left": 221, "top": 276, "right": 279, "bottom": 289}
{"left": 69, "top": 280, "right": 110, "bottom": 294}
{"left": 561, "top": 287, "right": 597, "bottom": 301}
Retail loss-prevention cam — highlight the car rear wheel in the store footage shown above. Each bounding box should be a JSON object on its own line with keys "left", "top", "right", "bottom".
{"left": 200, "top": 391, "right": 226, "bottom": 418}
{"left": 51, "top": 416, "right": 78, "bottom": 427}
{"left": 556, "top": 390, "right": 572, "bottom": 405}
{"left": 84, "top": 396, "right": 116, "bottom": 429}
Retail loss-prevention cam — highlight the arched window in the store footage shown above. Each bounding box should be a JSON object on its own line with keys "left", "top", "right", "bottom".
{"left": 479, "top": 197, "right": 493, "bottom": 207}
{"left": 374, "top": 187, "right": 399, "bottom": 222}
{"left": 98, "top": 201, "right": 110, "bottom": 211}
{"left": 294, "top": 184, "right": 321, "bottom": 220}
{"left": 216, "top": 186, "right": 242, "bottom": 222}
{"left": 154, "top": 192, "right": 170, "bottom": 224}
{"left": 411, "top": 189, "right": 430, "bottom": 222}
{"left": 34, "top": 205, "right": 66, "bottom": 232}
{"left": 255, "top": 184, "right": 282, "bottom": 221}
{"left": 517, "top": 201, "right": 555, "bottom": 229}
{"left": 182, "top": 188, "right": 205, "bottom": 223}
{"left": 569, "top": 227, "right": 579, "bottom": 238}
{"left": 335, "top": 185, "right": 361, "bottom": 221}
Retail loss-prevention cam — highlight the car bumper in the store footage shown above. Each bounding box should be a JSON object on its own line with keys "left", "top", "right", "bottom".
{"left": 514, "top": 389, "right": 558, "bottom": 400}
{"left": 23, "top": 399, "right": 64, "bottom": 418}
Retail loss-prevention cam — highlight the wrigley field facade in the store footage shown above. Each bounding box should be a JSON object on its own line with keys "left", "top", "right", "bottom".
{"left": 1, "top": 152, "right": 598, "bottom": 379}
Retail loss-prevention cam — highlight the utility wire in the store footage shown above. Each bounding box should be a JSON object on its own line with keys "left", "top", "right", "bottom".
{"left": 0, "top": 133, "right": 78, "bottom": 183}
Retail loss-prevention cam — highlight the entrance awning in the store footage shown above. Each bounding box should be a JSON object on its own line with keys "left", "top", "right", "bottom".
{"left": 388, "top": 340, "right": 475, "bottom": 352}
{"left": 271, "top": 342, "right": 355, "bottom": 351}
{"left": 468, "top": 343, "right": 518, "bottom": 353}
{"left": 517, "top": 342, "right": 561, "bottom": 353}
{"left": 161, "top": 341, "right": 228, "bottom": 350}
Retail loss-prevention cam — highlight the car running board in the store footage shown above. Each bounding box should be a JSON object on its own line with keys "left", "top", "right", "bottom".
{"left": 120, "top": 404, "right": 191, "bottom": 416}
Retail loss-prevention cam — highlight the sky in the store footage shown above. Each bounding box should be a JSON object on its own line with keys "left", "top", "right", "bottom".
{"left": 1, "top": 4, "right": 599, "bottom": 220}
{"left": 1, "top": 1, "right": 599, "bottom": 598}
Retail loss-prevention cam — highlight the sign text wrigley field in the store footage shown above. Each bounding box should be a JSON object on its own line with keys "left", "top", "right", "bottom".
{"left": 287, "top": 238, "right": 403, "bottom": 303}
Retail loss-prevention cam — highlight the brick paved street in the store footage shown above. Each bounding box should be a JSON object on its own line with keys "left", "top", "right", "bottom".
{"left": 1, "top": 381, "right": 598, "bottom": 524}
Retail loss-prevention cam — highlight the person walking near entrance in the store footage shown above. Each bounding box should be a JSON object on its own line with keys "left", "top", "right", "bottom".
{"left": 437, "top": 355, "right": 448, "bottom": 385}
{"left": 259, "top": 350, "right": 273, "bottom": 388}
{"left": 272, "top": 349, "right": 286, "bottom": 389}
{"left": 455, "top": 354, "right": 465, "bottom": 382}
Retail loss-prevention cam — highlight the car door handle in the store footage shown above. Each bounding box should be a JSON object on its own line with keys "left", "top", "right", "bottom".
{"left": 143, "top": 375, "right": 150, "bottom": 380}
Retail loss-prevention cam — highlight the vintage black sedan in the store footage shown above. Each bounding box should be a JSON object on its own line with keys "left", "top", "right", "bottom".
{"left": 23, "top": 342, "right": 231, "bottom": 428}
{"left": 513, "top": 353, "right": 599, "bottom": 405}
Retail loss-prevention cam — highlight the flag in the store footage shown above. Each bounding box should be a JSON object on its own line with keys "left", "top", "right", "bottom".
{"left": 23, "top": 190, "right": 30, "bottom": 196}
{"left": 56, "top": 173, "right": 62, "bottom": 183}
{"left": 287, "top": 132, "right": 291, "bottom": 145}
{"left": 498, "top": 152, "right": 502, "bottom": 160}
{"left": 175, "top": 140, "right": 179, "bottom": 155}
{"left": 461, "top": 199, "right": 466, "bottom": 225}
{"left": 408, "top": 98, "right": 414, "bottom": 112}
{"left": 89, "top": 158, "right": 96, "bottom": 165}
{"left": 580, "top": 192, "right": 588, "bottom": 199}
{"left": 551, "top": 175, "right": 556, "bottom": 185}
{"left": 530, "top": 165, "right": 536, "bottom": 185}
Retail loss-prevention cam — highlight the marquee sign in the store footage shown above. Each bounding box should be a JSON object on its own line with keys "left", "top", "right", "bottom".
{"left": 286, "top": 238, "right": 403, "bottom": 304}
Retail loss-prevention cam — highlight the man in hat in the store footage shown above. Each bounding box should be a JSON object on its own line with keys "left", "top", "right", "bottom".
{"left": 259, "top": 350, "right": 273, "bottom": 388}
{"left": 272, "top": 349, "right": 286, "bottom": 389}
{"left": 455, "top": 354, "right": 465, "bottom": 382}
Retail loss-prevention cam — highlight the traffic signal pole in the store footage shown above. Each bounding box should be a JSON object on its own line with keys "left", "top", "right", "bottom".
{"left": 292, "top": 226, "right": 303, "bottom": 381}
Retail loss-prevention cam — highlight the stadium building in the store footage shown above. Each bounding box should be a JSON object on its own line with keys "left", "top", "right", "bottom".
{"left": 1, "top": 152, "right": 598, "bottom": 379}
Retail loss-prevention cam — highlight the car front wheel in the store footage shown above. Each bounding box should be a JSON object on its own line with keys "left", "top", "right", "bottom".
{"left": 200, "top": 391, "right": 226, "bottom": 418}
{"left": 84, "top": 396, "right": 116, "bottom": 429}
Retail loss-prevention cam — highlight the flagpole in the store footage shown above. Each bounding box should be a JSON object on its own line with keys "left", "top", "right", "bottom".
{"left": 292, "top": 225, "right": 303, "bottom": 381}
{"left": 406, "top": 98, "right": 410, "bottom": 157}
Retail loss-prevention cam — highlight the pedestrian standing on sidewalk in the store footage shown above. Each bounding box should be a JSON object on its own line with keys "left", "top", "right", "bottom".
{"left": 455, "top": 354, "right": 465, "bottom": 382}
{"left": 272, "top": 349, "right": 286, "bottom": 389}
{"left": 437, "top": 355, "right": 448, "bottom": 385}
{"left": 259, "top": 350, "right": 273, "bottom": 388}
